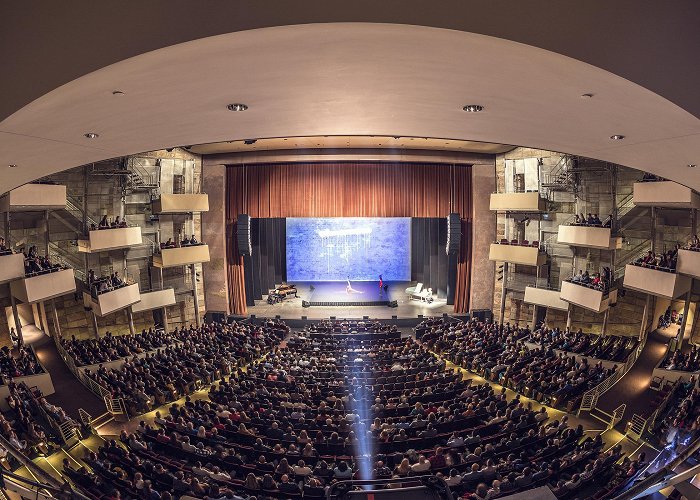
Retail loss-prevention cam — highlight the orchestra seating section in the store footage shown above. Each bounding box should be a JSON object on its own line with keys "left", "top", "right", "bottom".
{"left": 0, "top": 317, "right": 656, "bottom": 500}
{"left": 419, "top": 319, "right": 614, "bottom": 412}
{"left": 70, "top": 320, "right": 636, "bottom": 500}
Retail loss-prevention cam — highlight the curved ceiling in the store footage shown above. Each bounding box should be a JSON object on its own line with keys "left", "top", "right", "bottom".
{"left": 0, "top": 21, "right": 699, "bottom": 192}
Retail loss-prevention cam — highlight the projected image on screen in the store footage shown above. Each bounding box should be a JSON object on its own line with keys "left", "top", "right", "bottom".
{"left": 286, "top": 218, "right": 411, "bottom": 281}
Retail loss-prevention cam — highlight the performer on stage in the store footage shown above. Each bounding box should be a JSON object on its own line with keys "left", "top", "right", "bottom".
{"left": 379, "top": 274, "right": 384, "bottom": 296}
{"left": 346, "top": 278, "right": 363, "bottom": 294}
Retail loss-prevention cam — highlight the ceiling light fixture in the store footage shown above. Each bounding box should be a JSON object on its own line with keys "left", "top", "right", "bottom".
{"left": 580, "top": 93, "right": 594, "bottom": 98}
{"left": 112, "top": 90, "right": 125, "bottom": 96}
{"left": 227, "top": 103, "right": 248, "bottom": 112}
{"left": 462, "top": 104, "right": 484, "bottom": 112}
{"left": 8, "top": 164, "right": 17, "bottom": 168}
{"left": 688, "top": 164, "right": 697, "bottom": 168}
{"left": 84, "top": 132, "right": 99, "bottom": 139}
{"left": 610, "top": 134, "right": 625, "bottom": 140}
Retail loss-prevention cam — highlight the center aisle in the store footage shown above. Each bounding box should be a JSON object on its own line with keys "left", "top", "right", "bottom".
{"left": 31, "top": 336, "right": 106, "bottom": 418}
{"left": 597, "top": 329, "right": 670, "bottom": 425}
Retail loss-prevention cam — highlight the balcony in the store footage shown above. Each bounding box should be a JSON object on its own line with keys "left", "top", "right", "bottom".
{"left": 623, "top": 264, "right": 692, "bottom": 299}
{"left": 78, "top": 227, "right": 143, "bottom": 253}
{"left": 152, "top": 194, "right": 209, "bottom": 213}
{"left": 132, "top": 288, "right": 177, "bottom": 313}
{"left": 557, "top": 225, "right": 621, "bottom": 250}
{"left": 87, "top": 283, "right": 141, "bottom": 316}
{"left": 10, "top": 268, "right": 76, "bottom": 303}
{"left": 0, "top": 253, "right": 27, "bottom": 284}
{"left": 677, "top": 248, "right": 700, "bottom": 279}
{"left": 524, "top": 286, "right": 569, "bottom": 311}
{"left": 633, "top": 181, "right": 700, "bottom": 208}
{"left": 560, "top": 281, "right": 615, "bottom": 313}
{"left": 489, "top": 242, "right": 546, "bottom": 267}
{"left": 0, "top": 184, "right": 66, "bottom": 212}
{"left": 489, "top": 192, "right": 546, "bottom": 212}
{"left": 153, "top": 244, "right": 210, "bottom": 268}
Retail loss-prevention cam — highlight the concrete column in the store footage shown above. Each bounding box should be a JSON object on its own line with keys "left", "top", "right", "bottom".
{"left": 639, "top": 294, "right": 651, "bottom": 341}
{"left": 650, "top": 207, "right": 657, "bottom": 254}
{"left": 126, "top": 307, "right": 135, "bottom": 335}
{"left": 191, "top": 263, "right": 202, "bottom": 328}
{"left": 499, "top": 262, "right": 508, "bottom": 330}
{"left": 44, "top": 210, "right": 50, "bottom": 256}
{"left": 601, "top": 309, "right": 610, "bottom": 336}
{"left": 162, "top": 306, "right": 170, "bottom": 333}
{"left": 10, "top": 295, "right": 23, "bottom": 346}
{"left": 4, "top": 212, "right": 10, "bottom": 247}
{"left": 531, "top": 305, "right": 538, "bottom": 329}
{"left": 678, "top": 289, "right": 692, "bottom": 351}
{"left": 91, "top": 312, "right": 100, "bottom": 339}
{"left": 39, "top": 301, "right": 49, "bottom": 336}
{"left": 566, "top": 306, "right": 572, "bottom": 330}
{"left": 51, "top": 298, "right": 61, "bottom": 338}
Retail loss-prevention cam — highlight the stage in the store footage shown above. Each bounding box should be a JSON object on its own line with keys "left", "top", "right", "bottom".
{"left": 247, "top": 281, "right": 453, "bottom": 319}
{"left": 306, "top": 281, "right": 393, "bottom": 307}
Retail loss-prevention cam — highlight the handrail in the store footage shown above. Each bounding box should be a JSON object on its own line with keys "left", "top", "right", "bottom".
{"left": 0, "top": 467, "right": 94, "bottom": 500}
{"left": 626, "top": 379, "right": 680, "bottom": 440}
{"left": 578, "top": 333, "right": 647, "bottom": 415}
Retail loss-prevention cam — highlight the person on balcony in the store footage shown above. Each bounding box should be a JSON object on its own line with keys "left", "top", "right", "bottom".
{"left": 99, "top": 215, "right": 109, "bottom": 229}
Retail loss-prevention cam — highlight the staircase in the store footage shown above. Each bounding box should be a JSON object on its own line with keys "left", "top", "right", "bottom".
{"left": 88, "top": 157, "right": 159, "bottom": 194}
{"left": 540, "top": 155, "right": 579, "bottom": 199}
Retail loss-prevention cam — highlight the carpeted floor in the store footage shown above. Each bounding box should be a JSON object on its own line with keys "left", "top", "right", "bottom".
{"left": 32, "top": 336, "right": 106, "bottom": 418}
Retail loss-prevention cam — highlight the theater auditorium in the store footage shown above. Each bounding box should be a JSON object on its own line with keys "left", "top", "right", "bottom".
{"left": 0, "top": 2, "right": 698, "bottom": 499}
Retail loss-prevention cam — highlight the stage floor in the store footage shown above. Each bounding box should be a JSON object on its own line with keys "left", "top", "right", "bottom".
{"left": 248, "top": 281, "right": 453, "bottom": 319}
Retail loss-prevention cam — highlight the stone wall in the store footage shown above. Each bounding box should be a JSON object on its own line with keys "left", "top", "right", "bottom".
{"left": 0, "top": 148, "right": 206, "bottom": 343}
{"left": 491, "top": 147, "right": 661, "bottom": 337}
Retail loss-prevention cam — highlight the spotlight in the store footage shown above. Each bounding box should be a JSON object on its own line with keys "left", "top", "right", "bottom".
{"left": 688, "top": 164, "right": 697, "bottom": 168}
{"left": 112, "top": 90, "right": 125, "bottom": 96}
{"left": 227, "top": 103, "right": 248, "bottom": 112}
{"left": 244, "top": 139, "right": 257, "bottom": 145}
{"left": 580, "top": 93, "right": 594, "bottom": 98}
{"left": 84, "top": 132, "right": 99, "bottom": 139}
{"left": 7, "top": 164, "right": 17, "bottom": 168}
{"left": 462, "top": 104, "right": 484, "bottom": 112}
{"left": 610, "top": 134, "right": 625, "bottom": 140}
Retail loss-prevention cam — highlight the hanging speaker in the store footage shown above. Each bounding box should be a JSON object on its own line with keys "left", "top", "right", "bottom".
{"left": 237, "top": 214, "right": 252, "bottom": 256}
{"left": 446, "top": 212, "right": 461, "bottom": 255}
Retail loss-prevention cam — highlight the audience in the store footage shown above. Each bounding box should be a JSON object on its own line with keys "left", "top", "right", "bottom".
{"left": 0, "top": 345, "right": 44, "bottom": 380}
{"left": 568, "top": 266, "right": 612, "bottom": 292}
{"left": 528, "top": 326, "right": 638, "bottom": 363}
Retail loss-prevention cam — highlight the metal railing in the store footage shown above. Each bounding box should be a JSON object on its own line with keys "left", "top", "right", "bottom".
{"left": 626, "top": 379, "right": 679, "bottom": 441}
{"left": 578, "top": 333, "right": 647, "bottom": 415}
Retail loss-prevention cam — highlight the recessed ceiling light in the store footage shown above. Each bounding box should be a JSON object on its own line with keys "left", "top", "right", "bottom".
{"left": 8, "top": 164, "right": 17, "bottom": 168}
{"left": 227, "top": 103, "right": 248, "bottom": 112}
{"left": 84, "top": 132, "right": 99, "bottom": 139}
{"left": 112, "top": 90, "right": 125, "bottom": 96}
{"left": 688, "top": 164, "right": 697, "bottom": 168}
{"left": 462, "top": 104, "right": 484, "bottom": 112}
{"left": 580, "top": 93, "right": 594, "bottom": 99}
{"left": 610, "top": 134, "right": 625, "bottom": 140}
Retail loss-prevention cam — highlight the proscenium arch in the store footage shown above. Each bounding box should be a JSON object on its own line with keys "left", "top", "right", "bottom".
{"left": 1, "top": 22, "right": 699, "bottom": 192}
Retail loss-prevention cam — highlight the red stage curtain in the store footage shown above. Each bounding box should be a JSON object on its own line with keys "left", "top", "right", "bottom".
{"left": 225, "top": 162, "right": 473, "bottom": 314}
{"left": 225, "top": 166, "right": 248, "bottom": 315}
